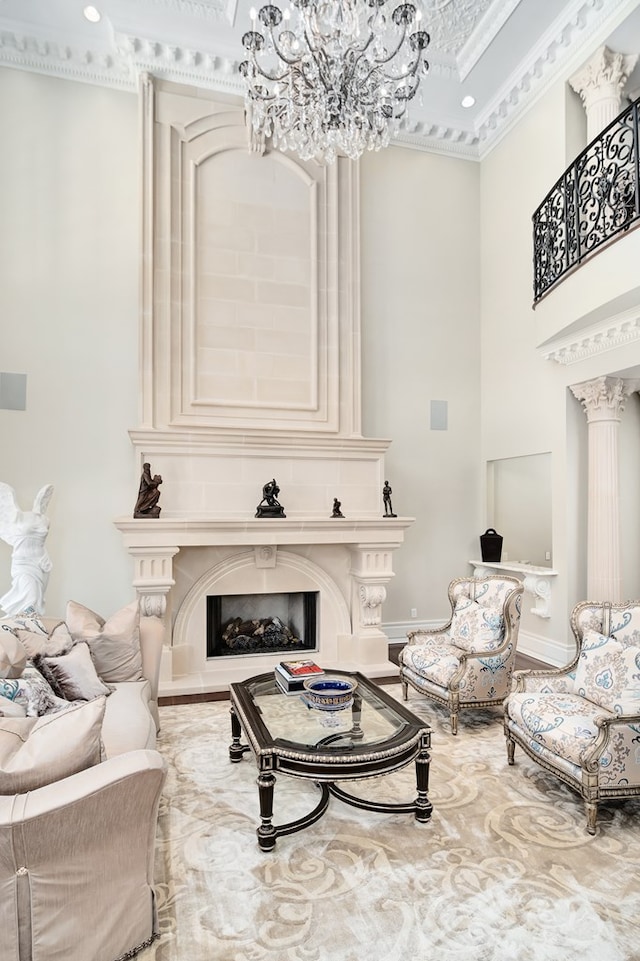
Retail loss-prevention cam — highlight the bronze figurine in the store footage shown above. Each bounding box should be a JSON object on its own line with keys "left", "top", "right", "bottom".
{"left": 383, "top": 480, "right": 397, "bottom": 518}
{"left": 134, "top": 463, "right": 163, "bottom": 518}
{"left": 255, "top": 478, "right": 286, "bottom": 518}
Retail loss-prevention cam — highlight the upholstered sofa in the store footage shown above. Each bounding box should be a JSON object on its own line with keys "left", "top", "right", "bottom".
{"left": 0, "top": 601, "right": 168, "bottom": 961}
{"left": 504, "top": 599, "right": 640, "bottom": 835}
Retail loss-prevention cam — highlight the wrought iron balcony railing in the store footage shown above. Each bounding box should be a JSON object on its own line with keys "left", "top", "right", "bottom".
{"left": 533, "top": 97, "right": 640, "bottom": 304}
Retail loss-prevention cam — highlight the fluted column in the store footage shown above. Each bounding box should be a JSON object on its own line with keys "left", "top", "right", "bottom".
{"left": 569, "top": 46, "right": 638, "bottom": 141}
{"left": 570, "top": 377, "right": 639, "bottom": 600}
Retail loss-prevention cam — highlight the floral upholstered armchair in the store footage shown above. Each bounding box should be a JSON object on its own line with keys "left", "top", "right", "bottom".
{"left": 399, "top": 575, "right": 523, "bottom": 734}
{"left": 504, "top": 600, "right": 640, "bottom": 834}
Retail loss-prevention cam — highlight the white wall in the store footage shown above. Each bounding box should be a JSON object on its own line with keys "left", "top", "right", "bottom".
{"left": 480, "top": 78, "right": 640, "bottom": 661}
{"left": 0, "top": 68, "right": 139, "bottom": 617}
{"left": 360, "top": 146, "right": 482, "bottom": 627}
{"left": 0, "top": 69, "right": 482, "bottom": 634}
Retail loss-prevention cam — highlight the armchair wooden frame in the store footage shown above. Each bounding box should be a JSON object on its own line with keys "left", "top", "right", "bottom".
{"left": 504, "top": 599, "right": 640, "bottom": 835}
{"left": 400, "top": 575, "right": 524, "bottom": 735}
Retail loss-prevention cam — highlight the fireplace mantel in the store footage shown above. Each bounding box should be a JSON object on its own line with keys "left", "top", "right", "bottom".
{"left": 115, "top": 515, "right": 413, "bottom": 550}
{"left": 115, "top": 515, "right": 414, "bottom": 694}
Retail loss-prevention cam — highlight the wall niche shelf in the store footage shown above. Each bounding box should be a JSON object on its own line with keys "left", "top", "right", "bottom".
{"left": 469, "top": 560, "right": 558, "bottom": 619}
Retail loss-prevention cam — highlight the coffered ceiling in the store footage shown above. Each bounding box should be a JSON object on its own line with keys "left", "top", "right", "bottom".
{"left": 1, "top": 0, "right": 639, "bottom": 159}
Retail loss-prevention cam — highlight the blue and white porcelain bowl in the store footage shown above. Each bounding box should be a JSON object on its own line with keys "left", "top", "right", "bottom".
{"left": 302, "top": 676, "right": 358, "bottom": 711}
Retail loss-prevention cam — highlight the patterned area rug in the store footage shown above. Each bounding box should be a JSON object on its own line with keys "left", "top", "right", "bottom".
{"left": 138, "top": 687, "right": 640, "bottom": 961}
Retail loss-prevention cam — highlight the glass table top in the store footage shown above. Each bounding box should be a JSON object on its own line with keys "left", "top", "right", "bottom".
{"left": 235, "top": 671, "right": 426, "bottom": 755}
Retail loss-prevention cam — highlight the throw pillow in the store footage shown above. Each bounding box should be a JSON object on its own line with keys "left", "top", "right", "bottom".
{"left": 33, "top": 642, "right": 113, "bottom": 702}
{"left": 0, "top": 612, "right": 49, "bottom": 637}
{"left": 449, "top": 597, "right": 505, "bottom": 653}
{"left": 0, "top": 696, "right": 105, "bottom": 794}
{"left": 0, "top": 693, "right": 27, "bottom": 718}
{"left": 611, "top": 607, "right": 640, "bottom": 648}
{"left": 17, "top": 621, "right": 75, "bottom": 659}
{"left": 66, "top": 599, "right": 143, "bottom": 683}
{"left": 0, "top": 665, "right": 70, "bottom": 717}
{"left": 0, "top": 631, "right": 28, "bottom": 679}
{"left": 574, "top": 629, "right": 640, "bottom": 715}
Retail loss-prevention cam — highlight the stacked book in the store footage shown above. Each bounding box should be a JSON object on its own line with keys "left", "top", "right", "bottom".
{"left": 274, "top": 658, "right": 324, "bottom": 695}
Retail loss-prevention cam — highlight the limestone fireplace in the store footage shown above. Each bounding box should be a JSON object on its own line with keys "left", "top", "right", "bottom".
{"left": 115, "top": 77, "right": 413, "bottom": 696}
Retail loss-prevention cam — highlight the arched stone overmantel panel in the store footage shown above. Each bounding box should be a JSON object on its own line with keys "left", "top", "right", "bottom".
{"left": 141, "top": 74, "right": 349, "bottom": 437}
{"left": 179, "top": 142, "right": 324, "bottom": 423}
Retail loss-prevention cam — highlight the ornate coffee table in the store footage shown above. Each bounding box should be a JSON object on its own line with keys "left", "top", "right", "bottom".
{"left": 229, "top": 670, "right": 433, "bottom": 850}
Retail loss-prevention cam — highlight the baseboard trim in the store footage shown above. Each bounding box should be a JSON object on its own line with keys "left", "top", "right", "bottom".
{"left": 515, "top": 629, "right": 574, "bottom": 668}
{"left": 384, "top": 620, "right": 443, "bottom": 642}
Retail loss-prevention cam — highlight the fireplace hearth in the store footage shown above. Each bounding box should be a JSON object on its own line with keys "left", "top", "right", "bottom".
{"left": 207, "top": 591, "right": 318, "bottom": 658}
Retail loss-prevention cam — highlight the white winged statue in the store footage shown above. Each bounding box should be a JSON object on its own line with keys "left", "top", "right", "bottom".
{"left": 0, "top": 482, "right": 54, "bottom": 616}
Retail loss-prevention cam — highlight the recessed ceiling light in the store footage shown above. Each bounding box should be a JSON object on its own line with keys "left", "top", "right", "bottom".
{"left": 461, "top": 95, "right": 475, "bottom": 109}
{"left": 83, "top": 5, "right": 101, "bottom": 22}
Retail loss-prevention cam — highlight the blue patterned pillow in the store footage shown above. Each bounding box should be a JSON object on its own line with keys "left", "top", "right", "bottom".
{"left": 449, "top": 597, "right": 504, "bottom": 653}
{"left": 0, "top": 613, "right": 49, "bottom": 638}
{"left": 611, "top": 608, "right": 640, "bottom": 648}
{"left": 574, "top": 630, "right": 640, "bottom": 715}
{"left": 0, "top": 666, "right": 70, "bottom": 717}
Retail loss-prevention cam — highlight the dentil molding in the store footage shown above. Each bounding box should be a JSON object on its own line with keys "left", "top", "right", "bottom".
{"left": 540, "top": 308, "right": 640, "bottom": 364}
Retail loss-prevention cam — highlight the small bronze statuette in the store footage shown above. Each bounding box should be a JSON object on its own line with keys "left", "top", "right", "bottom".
{"left": 134, "top": 463, "right": 163, "bottom": 518}
{"left": 383, "top": 480, "right": 397, "bottom": 518}
{"left": 331, "top": 498, "right": 344, "bottom": 518}
{"left": 255, "top": 478, "right": 286, "bottom": 518}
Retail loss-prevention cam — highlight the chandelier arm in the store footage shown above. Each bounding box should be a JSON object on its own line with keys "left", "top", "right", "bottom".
{"left": 352, "top": 50, "right": 422, "bottom": 99}
{"left": 380, "top": 55, "right": 422, "bottom": 84}
{"left": 265, "top": 25, "right": 310, "bottom": 69}
{"left": 248, "top": 56, "right": 291, "bottom": 84}
{"left": 366, "top": 23, "right": 410, "bottom": 68}
{"left": 313, "top": 15, "right": 410, "bottom": 71}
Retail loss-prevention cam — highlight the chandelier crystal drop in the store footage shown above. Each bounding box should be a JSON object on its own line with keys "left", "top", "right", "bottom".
{"left": 239, "top": 1, "right": 430, "bottom": 164}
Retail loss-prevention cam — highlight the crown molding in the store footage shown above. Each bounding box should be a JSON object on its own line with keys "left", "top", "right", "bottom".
{"left": 0, "top": 0, "right": 637, "bottom": 162}
{"left": 457, "top": 0, "right": 524, "bottom": 82}
{"left": 114, "top": 32, "right": 242, "bottom": 93}
{"left": 540, "top": 306, "right": 640, "bottom": 365}
{"left": 391, "top": 128, "right": 480, "bottom": 161}
{"left": 476, "top": 0, "right": 640, "bottom": 160}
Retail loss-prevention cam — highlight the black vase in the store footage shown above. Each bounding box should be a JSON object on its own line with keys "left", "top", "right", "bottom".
{"left": 480, "top": 529, "right": 503, "bottom": 563}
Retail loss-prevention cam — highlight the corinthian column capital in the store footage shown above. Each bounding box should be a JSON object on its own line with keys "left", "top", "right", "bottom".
{"left": 570, "top": 376, "right": 638, "bottom": 423}
{"left": 570, "top": 46, "right": 637, "bottom": 103}
{"left": 569, "top": 46, "right": 638, "bottom": 140}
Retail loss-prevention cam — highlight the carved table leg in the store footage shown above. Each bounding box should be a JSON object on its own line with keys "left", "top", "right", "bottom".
{"left": 229, "top": 706, "right": 250, "bottom": 763}
{"left": 414, "top": 733, "right": 433, "bottom": 822}
{"left": 350, "top": 692, "right": 364, "bottom": 741}
{"left": 257, "top": 771, "right": 278, "bottom": 851}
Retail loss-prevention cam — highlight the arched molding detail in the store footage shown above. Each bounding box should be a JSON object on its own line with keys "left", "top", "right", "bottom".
{"left": 173, "top": 548, "right": 352, "bottom": 648}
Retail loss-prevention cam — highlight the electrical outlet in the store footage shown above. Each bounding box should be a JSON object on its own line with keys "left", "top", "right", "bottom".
{"left": 503, "top": 552, "right": 508, "bottom": 561}
{"left": 410, "top": 608, "right": 417, "bottom": 618}
{"left": 545, "top": 551, "right": 551, "bottom": 561}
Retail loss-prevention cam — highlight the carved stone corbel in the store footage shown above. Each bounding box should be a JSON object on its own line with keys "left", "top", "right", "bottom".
{"left": 358, "top": 584, "right": 387, "bottom": 627}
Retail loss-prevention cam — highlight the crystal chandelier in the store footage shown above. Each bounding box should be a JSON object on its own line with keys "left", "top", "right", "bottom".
{"left": 239, "top": 1, "right": 430, "bottom": 164}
